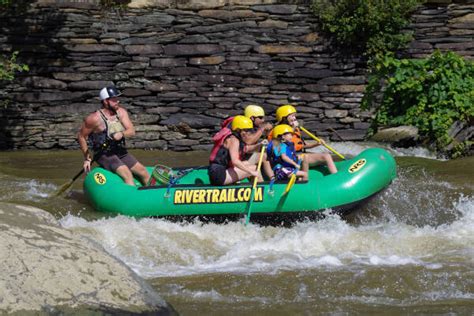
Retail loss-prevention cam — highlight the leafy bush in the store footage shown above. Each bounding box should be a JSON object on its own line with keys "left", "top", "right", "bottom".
{"left": 311, "top": 0, "right": 422, "bottom": 61}
{"left": 0, "top": 51, "right": 29, "bottom": 82}
{"left": 362, "top": 51, "right": 474, "bottom": 157}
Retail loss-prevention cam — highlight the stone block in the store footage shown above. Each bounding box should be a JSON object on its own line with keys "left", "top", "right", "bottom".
{"left": 198, "top": 9, "right": 258, "bottom": 21}
{"left": 116, "top": 61, "right": 149, "bottom": 70}
{"left": 329, "top": 85, "right": 366, "bottom": 93}
{"left": 125, "top": 44, "right": 164, "bottom": 55}
{"left": 68, "top": 80, "right": 113, "bottom": 90}
{"left": 64, "top": 44, "right": 123, "bottom": 53}
{"left": 164, "top": 44, "right": 223, "bottom": 56}
{"left": 251, "top": 5, "right": 298, "bottom": 15}
{"left": 22, "top": 77, "right": 67, "bottom": 89}
{"left": 335, "top": 129, "right": 367, "bottom": 141}
{"left": 259, "top": 19, "right": 288, "bottom": 29}
{"left": 325, "top": 109, "right": 348, "bottom": 118}
{"left": 161, "top": 113, "right": 220, "bottom": 128}
{"left": 145, "top": 82, "right": 179, "bottom": 92}
{"left": 189, "top": 56, "right": 226, "bottom": 65}
{"left": 187, "top": 21, "right": 257, "bottom": 33}
{"left": 255, "top": 44, "right": 312, "bottom": 54}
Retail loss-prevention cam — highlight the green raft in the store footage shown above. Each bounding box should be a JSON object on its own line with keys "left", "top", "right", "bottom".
{"left": 84, "top": 148, "right": 396, "bottom": 222}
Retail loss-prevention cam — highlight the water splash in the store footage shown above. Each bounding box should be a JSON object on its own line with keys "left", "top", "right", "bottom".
{"left": 59, "top": 195, "right": 473, "bottom": 279}
{"left": 0, "top": 177, "right": 57, "bottom": 201}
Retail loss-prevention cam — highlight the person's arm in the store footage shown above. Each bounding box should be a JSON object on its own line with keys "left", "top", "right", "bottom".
{"left": 227, "top": 137, "right": 258, "bottom": 176}
{"left": 113, "top": 107, "right": 135, "bottom": 141}
{"left": 77, "top": 114, "right": 97, "bottom": 172}
{"left": 241, "top": 123, "right": 273, "bottom": 145}
{"left": 280, "top": 153, "right": 300, "bottom": 168}
{"left": 241, "top": 127, "right": 263, "bottom": 145}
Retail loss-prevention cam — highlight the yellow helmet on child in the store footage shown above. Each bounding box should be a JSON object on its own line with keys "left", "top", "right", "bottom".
{"left": 276, "top": 104, "right": 297, "bottom": 122}
{"left": 231, "top": 115, "right": 253, "bottom": 131}
{"left": 273, "top": 124, "right": 294, "bottom": 139}
{"left": 244, "top": 104, "right": 265, "bottom": 118}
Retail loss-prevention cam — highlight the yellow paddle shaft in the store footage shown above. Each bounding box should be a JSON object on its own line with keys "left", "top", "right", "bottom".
{"left": 300, "top": 126, "right": 345, "bottom": 160}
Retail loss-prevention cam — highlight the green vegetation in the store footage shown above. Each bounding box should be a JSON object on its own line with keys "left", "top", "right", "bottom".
{"left": 311, "top": 0, "right": 422, "bottom": 61}
{"left": 0, "top": 51, "right": 29, "bottom": 82}
{"left": 362, "top": 51, "right": 474, "bottom": 158}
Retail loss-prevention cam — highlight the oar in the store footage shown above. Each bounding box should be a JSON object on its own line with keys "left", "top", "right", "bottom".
{"left": 300, "top": 126, "right": 345, "bottom": 160}
{"left": 283, "top": 156, "right": 303, "bottom": 195}
{"left": 54, "top": 159, "right": 95, "bottom": 196}
{"left": 245, "top": 143, "right": 266, "bottom": 225}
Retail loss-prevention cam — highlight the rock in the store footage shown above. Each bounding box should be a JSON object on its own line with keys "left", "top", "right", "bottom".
{"left": 371, "top": 126, "right": 419, "bottom": 144}
{"left": 251, "top": 5, "right": 298, "bottom": 15}
{"left": 198, "top": 9, "right": 257, "bottom": 21}
{"left": 161, "top": 113, "right": 220, "bottom": 128}
{"left": 0, "top": 202, "right": 176, "bottom": 315}
{"left": 254, "top": 44, "right": 312, "bottom": 54}
{"left": 163, "top": 44, "right": 222, "bottom": 56}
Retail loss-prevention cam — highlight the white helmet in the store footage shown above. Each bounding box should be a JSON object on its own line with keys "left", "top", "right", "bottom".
{"left": 99, "top": 86, "right": 121, "bottom": 100}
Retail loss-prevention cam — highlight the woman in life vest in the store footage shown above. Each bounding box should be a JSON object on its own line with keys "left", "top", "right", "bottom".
{"left": 274, "top": 105, "right": 337, "bottom": 174}
{"left": 208, "top": 115, "right": 264, "bottom": 186}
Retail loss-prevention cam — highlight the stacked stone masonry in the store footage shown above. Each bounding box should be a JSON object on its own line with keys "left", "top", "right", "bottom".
{"left": 0, "top": 0, "right": 472, "bottom": 150}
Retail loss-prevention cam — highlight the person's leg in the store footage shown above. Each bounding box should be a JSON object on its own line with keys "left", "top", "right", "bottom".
{"left": 130, "top": 162, "right": 151, "bottom": 185}
{"left": 98, "top": 153, "right": 136, "bottom": 185}
{"left": 305, "top": 153, "right": 337, "bottom": 174}
{"left": 121, "top": 153, "right": 151, "bottom": 185}
{"left": 115, "top": 165, "right": 136, "bottom": 185}
{"left": 296, "top": 170, "right": 308, "bottom": 181}
{"left": 224, "top": 164, "right": 262, "bottom": 185}
{"left": 262, "top": 160, "right": 274, "bottom": 180}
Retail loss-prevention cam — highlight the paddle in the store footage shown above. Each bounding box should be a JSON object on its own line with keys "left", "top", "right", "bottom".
{"left": 300, "top": 126, "right": 345, "bottom": 160}
{"left": 283, "top": 156, "right": 303, "bottom": 195}
{"left": 245, "top": 143, "right": 266, "bottom": 225}
{"left": 54, "top": 156, "right": 97, "bottom": 196}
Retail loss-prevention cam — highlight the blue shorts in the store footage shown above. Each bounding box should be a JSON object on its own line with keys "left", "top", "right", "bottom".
{"left": 275, "top": 167, "right": 296, "bottom": 180}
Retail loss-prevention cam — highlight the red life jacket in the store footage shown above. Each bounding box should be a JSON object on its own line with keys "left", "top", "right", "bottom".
{"left": 209, "top": 117, "right": 245, "bottom": 166}
{"left": 209, "top": 117, "right": 233, "bottom": 163}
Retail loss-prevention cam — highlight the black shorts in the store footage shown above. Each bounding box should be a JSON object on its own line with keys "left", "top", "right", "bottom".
{"left": 208, "top": 163, "right": 227, "bottom": 186}
{"left": 97, "top": 150, "right": 138, "bottom": 172}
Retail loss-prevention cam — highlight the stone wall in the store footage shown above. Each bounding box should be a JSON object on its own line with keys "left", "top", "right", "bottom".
{"left": 0, "top": 0, "right": 472, "bottom": 150}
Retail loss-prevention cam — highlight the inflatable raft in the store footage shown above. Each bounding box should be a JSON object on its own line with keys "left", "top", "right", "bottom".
{"left": 84, "top": 148, "right": 396, "bottom": 222}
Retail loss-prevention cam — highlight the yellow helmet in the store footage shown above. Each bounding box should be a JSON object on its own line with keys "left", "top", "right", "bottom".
{"left": 276, "top": 104, "right": 297, "bottom": 122}
{"left": 231, "top": 115, "right": 253, "bottom": 131}
{"left": 244, "top": 104, "right": 265, "bottom": 118}
{"left": 273, "top": 124, "right": 294, "bottom": 139}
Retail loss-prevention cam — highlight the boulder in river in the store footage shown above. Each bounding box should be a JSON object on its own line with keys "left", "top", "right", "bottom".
{"left": 0, "top": 202, "right": 176, "bottom": 315}
{"left": 370, "top": 125, "right": 419, "bottom": 147}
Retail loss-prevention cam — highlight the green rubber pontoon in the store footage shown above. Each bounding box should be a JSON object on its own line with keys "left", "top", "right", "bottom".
{"left": 84, "top": 148, "right": 396, "bottom": 222}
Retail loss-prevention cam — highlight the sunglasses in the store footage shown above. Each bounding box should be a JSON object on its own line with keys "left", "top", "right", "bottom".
{"left": 255, "top": 116, "right": 264, "bottom": 119}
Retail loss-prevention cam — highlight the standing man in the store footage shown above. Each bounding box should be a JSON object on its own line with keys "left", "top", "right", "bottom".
{"left": 77, "top": 86, "right": 150, "bottom": 186}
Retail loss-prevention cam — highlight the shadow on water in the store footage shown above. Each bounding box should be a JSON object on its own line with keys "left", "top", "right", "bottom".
{"left": 0, "top": 1, "right": 68, "bottom": 149}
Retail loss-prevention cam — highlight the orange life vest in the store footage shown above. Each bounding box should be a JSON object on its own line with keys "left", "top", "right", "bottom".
{"left": 267, "top": 127, "right": 305, "bottom": 152}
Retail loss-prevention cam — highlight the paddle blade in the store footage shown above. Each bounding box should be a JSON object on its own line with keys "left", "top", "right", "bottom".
{"left": 54, "top": 180, "right": 74, "bottom": 196}
{"left": 283, "top": 174, "right": 297, "bottom": 195}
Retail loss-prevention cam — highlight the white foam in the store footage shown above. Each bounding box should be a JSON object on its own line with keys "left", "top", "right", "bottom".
{"left": 59, "top": 195, "right": 474, "bottom": 278}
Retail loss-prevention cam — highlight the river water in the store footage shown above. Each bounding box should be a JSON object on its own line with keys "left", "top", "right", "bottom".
{"left": 0, "top": 143, "right": 473, "bottom": 315}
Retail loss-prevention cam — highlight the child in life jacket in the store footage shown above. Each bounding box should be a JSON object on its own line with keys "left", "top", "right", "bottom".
{"left": 275, "top": 104, "right": 337, "bottom": 174}
{"left": 268, "top": 124, "right": 308, "bottom": 181}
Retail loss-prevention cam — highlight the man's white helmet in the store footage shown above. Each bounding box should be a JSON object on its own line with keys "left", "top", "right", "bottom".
{"left": 99, "top": 86, "right": 121, "bottom": 100}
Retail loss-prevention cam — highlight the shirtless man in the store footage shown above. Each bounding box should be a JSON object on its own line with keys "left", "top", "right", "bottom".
{"left": 77, "top": 86, "right": 150, "bottom": 186}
